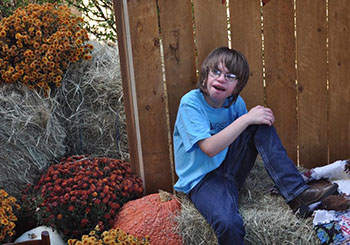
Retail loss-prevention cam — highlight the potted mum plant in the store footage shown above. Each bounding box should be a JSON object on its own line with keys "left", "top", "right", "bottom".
{"left": 68, "top": 225, "right": 150, "bottom": 245}
{"left": 0, "top": 3, "right": 93, "bottom": 95}
{"left": 21, "top": 155, "right": 144, "bottom": 241}
{"left": 0, "top": 189, "right": 21, "bottom": 243}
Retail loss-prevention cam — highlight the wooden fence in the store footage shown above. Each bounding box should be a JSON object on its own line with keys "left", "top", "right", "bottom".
{"left": 113, "top": 0, "right": 350, "bottom": 193}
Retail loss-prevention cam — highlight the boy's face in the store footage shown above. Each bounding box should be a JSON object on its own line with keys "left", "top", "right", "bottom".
{"left": 204, "top": 62, "right": 237, "bottom": 108}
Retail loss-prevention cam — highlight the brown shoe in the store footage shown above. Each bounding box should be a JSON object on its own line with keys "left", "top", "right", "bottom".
{"left": 288, "top": 183, "right": 339, "bottom": 211}
{"left": 308, "top": 179, "right": 334, "bottom": 190}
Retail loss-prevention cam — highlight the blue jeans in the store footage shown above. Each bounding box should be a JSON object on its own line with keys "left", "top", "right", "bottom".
{"left": 189, "top": 125, "right": 308, "bottom": 245}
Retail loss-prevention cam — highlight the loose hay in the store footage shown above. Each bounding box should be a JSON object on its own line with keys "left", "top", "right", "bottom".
{"left": 0, "top": 84, "right": 66, "bottom": 199}
{"left": 55, "top": 40, "right": 129, "bottom": 160}
{"left": 175, "top": 159, "right": 320, "bottom": 245}
{"left": 175, "top": 192, "right": 218, "bottom": 245}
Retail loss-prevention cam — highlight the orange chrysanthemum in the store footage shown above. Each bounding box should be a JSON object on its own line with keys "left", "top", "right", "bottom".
{"left": 0, "top": 3, "right": 93, "bottom": 95}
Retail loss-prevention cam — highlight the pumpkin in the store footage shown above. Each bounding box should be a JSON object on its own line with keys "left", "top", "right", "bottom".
{"left": 113, "top": 190, "right": 182, "bottom": 245}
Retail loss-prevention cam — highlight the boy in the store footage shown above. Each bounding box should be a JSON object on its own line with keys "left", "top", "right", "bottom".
{"left": 173, "top": 47, "right": 338, "bottom": 244}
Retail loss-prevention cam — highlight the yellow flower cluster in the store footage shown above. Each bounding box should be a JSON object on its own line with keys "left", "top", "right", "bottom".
{"left": 0, "top": 3, "right": 93, "bottom": 95}
{"left": 0, "top": 189, "right": 20, "bottom": 242}
{"left": 68, "top": 226, "right": 150, "bottom": 245}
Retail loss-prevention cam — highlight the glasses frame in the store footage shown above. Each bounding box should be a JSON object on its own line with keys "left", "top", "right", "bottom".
{"left": 209, "top": 68, "right": 237, "bottom": 83}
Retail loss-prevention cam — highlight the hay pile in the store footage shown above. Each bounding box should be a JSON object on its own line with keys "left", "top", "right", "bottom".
{"left": 175, "top": 160, "right": 320, "bottom": 245}
{"left": 55, "top": 40, "right": 129, "bottom": 160}
{"left": 0, "top": 40, "right": 128, "bottom": 199}
{"left": 0, "top": 84, "right": 66, "bottom": 198}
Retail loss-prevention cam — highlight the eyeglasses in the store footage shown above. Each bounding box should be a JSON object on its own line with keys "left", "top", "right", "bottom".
{"left": 210, "top": 69, "right": 237, "bottom": 82}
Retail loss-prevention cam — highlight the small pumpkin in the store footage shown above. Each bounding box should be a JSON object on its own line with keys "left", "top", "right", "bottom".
{"left": 15, "top": 226, "right": 65, "bottom": 245}
{"left": 113, "top": 190, "right": 182, "bottom": 245}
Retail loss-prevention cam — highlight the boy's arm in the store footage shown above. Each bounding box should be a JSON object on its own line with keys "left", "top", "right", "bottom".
{"left": 198, "top": 105, "right": 275, "bottom": 157}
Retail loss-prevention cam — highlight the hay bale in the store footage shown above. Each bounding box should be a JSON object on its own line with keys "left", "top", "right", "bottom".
{"left": 55, "top": 40, "right": 129, "bottom": 160}
{"left": 0, "top": 84, "right": 66, "bottom": 198}
{"left": 175, "top": 192, "right": 218, "bottom": 245}
{"left": 175, "top": 160, "right": 320, "bottom": 245}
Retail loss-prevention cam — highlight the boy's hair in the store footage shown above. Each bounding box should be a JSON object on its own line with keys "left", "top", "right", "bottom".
{"left": 198, "top": 46, "right": 250, "bottom": 107}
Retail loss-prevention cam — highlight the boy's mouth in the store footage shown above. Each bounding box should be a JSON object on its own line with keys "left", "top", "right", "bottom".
{"left": 213, "top": 85, "right": 225, "bottom": 91}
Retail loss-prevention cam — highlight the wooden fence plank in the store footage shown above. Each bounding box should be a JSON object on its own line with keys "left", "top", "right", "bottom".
{"left": 158, "top": 0, "right": 197, "bottom": 185}
{"left": 328, "top": 0, "right": 350, "bottom": 162}
{"left": 263, "top": 0, "right": 298, "bottom": 163}
{"left": 124, "top": 0, "right": 172, "bottom": 193}
{"left": 113, "top": 0, "right": 141, "bottom": 177}
{"left": 193, "top": 0, "right": 228, "bottom": 68}
{"left": 158, "top": 0, "right": 197, "bottom": 135}
{"left": 229, "top": 0, "right": 264, "bottom": 110}
{"left": 297, "top": 0, "right": 328, "bottom": 168}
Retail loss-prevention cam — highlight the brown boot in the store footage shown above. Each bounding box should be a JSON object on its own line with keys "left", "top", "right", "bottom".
{"left": 307, "top": 179, "right": 334, "bottom": 190}
{"left": 288, "top": 183, "right": 339, "bottom": 211}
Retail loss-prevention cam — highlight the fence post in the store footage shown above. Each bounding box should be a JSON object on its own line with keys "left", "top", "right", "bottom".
{"left": 113, "top": 0, "right": 173, "bottom": 193}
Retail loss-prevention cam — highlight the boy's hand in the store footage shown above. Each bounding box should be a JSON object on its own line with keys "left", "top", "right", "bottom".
{"left": 246, "top": 105, "right": 275, "bottom": 126}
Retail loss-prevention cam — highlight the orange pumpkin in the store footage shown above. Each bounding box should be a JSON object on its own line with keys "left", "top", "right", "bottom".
{"left": 113, "top": 191, "right": 182, "bottom": 245}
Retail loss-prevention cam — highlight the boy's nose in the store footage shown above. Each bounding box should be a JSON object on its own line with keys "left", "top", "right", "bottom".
{"left": 217, "top": 73, "right": 226, "bottom": 82}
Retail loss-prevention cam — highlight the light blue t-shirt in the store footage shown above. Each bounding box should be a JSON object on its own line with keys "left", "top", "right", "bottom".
{"left": 173, "top": 89, "right": 248, "bottom": 194}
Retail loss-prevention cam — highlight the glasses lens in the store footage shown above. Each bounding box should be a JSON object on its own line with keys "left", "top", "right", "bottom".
{"left": 212, "top": 69, "right": 221, "bottom": 77}
{"left": 225, "top": 73, "right": 236, "bottom": 81}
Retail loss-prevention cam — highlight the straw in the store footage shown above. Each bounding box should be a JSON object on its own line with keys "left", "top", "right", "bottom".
{"left": 0, "top": 84, "right": 66, "bottom": 199}
{"left": 54, "top": 40, "right": 129, "bottom": 160}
